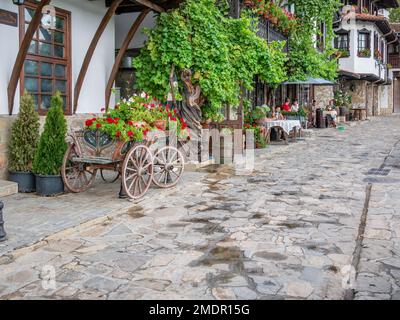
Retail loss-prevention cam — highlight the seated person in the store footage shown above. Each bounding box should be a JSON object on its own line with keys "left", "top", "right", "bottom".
{"left": 291, "top": 100, "right": 300, "bottom": 112}
{"left": 273, "top": 106, "right": 286, "bottom": 120}
{"left": 326, "top": 104, "right": 338, "bottom": 128}
{"left": 282, "top": 98, "right": 291, "bottom": 112}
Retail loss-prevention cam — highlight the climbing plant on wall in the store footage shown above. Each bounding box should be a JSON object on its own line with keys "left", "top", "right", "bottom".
{"left": 133, "top": 0, "right": 288, "bottom": 120}
{"left": 286, "top": 0, "right": 340, "bottom": 81}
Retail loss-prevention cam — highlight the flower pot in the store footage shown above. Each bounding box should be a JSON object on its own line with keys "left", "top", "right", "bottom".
{"left": 9, "top": 171, "right": 36, "bottom": 193}
{"left": 154, "top": 120, "right": 167, "bottom": 131}
{"left": 201, "top": 119, "right": 212, "bottom": 129}
{"left": 35, "top": 174, "right": 64, "bottom": 197}
{"left": 255, "top": 118, "right": 268, "bottom": 125}
{"left": 339, "top": 106, "right": 348, "bottom": 117}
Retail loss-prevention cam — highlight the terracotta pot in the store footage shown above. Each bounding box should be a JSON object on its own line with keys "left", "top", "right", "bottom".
{"left": 201, "top": 119, "right": 212, "bottom": 129}
{"left": 255, "top": 118, "right": 268, "bottom": 125}
{"left": 154, "top": 120, "right": 167, "bottom": 131}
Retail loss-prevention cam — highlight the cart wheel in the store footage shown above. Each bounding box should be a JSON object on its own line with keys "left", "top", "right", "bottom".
{"left": 62, "top": 143, "right": 97, "bottom": 193}
{"left": 100, "top": 169, "right": 120, "bottom": 183}
{"left": 122, "top": 145, "right": 153, "bottom": 200}
{"left": 153, "top": 146, "right": 185, "bottom": 188}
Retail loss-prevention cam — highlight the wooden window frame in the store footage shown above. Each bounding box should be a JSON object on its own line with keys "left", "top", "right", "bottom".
{"left": 19, "top": 0, "right": 72, "bottom": 115}
{"left": 358, "top": 29, "right": 371, "bottom": 57}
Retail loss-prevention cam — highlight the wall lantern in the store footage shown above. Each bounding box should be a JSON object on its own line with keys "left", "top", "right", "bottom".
{"left": 12, "top": 0, "right": 25, "bottom": 5}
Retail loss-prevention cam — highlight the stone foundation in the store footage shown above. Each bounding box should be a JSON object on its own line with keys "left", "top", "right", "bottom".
{"left": 314, "top": 85, "right": 334, "bottom": 109}
{"left": 0, "top": 114, "right": 92, "bottom": 180}
{"left": 341, "top": 80, "right": 395, "bottom": 116}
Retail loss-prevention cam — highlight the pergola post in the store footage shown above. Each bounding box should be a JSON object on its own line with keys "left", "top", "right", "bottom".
{"left": 73, "top": 0, "right": 124, "bottom": 113}
{"left": 7, "top": 0, "right": 51, "bottom": 115}
{"left": 105, "top": 9, "right": 150, "bottom": 109}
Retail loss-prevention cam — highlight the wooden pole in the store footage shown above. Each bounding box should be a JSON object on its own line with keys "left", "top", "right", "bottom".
{"left": 105, "top": 9, "right": 150, "bottom": 109}
{"left": 135, "top": 0, "right": 165, "bottom": 13}
{"left": 7, "top": 0, "right": 51, "bottom": 115}
{"left": 73, "top": 0, "right": 124, "bottom": 113}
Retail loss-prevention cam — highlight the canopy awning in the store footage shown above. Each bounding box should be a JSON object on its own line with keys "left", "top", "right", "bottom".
{"left": 282, "top": 77, "right": 336, "bottom": 85}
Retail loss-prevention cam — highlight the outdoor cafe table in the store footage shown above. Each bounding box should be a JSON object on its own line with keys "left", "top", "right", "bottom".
{"left": 262, "top": 120, "right": 302, "bottom": 143}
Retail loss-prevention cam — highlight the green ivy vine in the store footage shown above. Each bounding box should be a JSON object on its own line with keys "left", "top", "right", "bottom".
{"left": 133, "top": 0, "right": 288, "bottom": 119}
{"left": 286, "top": 0, "right": 340, "bottom": 81}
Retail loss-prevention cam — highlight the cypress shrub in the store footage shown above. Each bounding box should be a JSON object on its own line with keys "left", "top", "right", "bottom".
{"left": 32, "top": 92, "right": 68, "bottom": 176}
{"left": 8, "top": 91, "right": 40, "bottom": 172}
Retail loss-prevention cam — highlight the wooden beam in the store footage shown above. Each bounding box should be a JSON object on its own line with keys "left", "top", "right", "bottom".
{"left": 105, "top": 9, "right": 150, "bottom": 109}
{"left": 73, "top": 0, "right": 124, "bottom": 113}
{"left": 7, "top": 0, "right": 51, "bottom": 115}
{"left": 135, "top": 0, "right": 165, "bottom": 13}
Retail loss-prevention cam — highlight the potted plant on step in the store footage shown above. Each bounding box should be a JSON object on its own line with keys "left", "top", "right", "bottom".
{"left": 252, "top": 105, "right": 270, "bottom": 124}
{"left": 32, "top": 92, "right": 68, "bottom": 197}
{"left": 8, "top": 92, "right": 40, "bottom": 193}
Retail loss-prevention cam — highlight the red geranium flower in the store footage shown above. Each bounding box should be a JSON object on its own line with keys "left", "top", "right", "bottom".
{"left": 96, "top": 123, "right": 102, "bottom": 129}
{"left": 170, "top": 117, "right": 177, "bottom": 122}
{"left": 143, "top": 129, "right": 149, "bottom": 136}
{"left": 128, "top": 121, "right": 134, "bottom": 126}
{"left": 127, "top": 131, "right": 134, "bottom": 137}
{"left": 116, "top": 131, "right": 121, "bottom": 138}
{"left": 106, "top": 117, "right": 114, "bottom": 124}
{"left": 85, "top": 119, "right": 93, "bottom": 127}
{"left": 173, "top": 108, "right": 178, "bottom": 114}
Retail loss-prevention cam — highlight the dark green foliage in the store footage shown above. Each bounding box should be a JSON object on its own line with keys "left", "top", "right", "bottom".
{"left": 390, "top": 8, "right": 400, "bottom": 22}
{"left": 32, "top": 92, "right": 67, "bottom": 176}
{"left": 8, "top": 91, "right": 40, "bottom": 172}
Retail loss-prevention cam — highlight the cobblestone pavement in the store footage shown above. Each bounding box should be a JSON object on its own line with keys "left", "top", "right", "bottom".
{"left": 0, "top": 116, "right": 400, "bottom": 300}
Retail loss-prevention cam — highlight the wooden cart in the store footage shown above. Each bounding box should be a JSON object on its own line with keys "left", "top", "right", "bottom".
{"left": 61, "top": 130, "right": 185, "bottom": 200}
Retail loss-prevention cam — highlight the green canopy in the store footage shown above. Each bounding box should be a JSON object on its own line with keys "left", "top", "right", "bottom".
{"left": 282, "top": 77, "right": 336, "bottom": 85}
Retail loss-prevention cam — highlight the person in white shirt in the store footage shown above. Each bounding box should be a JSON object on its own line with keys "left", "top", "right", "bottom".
{"left": 291, "top": 100, "right": 299, "bottom": 112}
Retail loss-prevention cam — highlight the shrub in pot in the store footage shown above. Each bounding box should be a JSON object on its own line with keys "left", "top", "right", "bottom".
{"left": 8, "top": 91, "right": 40, "bottom": 192}
{"left": 32, "top": 92, "right": 68, "bottom": 197}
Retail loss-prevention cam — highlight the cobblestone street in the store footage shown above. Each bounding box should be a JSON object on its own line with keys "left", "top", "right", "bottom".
{"left": 1, "top": 116, "right": 400, "bottom": 300}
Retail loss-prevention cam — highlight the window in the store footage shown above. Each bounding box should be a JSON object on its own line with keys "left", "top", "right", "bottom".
{"left": 317, "top": 22, "right": 326, "bottom": 51}
{"left": 19, "top": 2, "right": 71, "bottom": 114}
{"left": 335, "top": 32, "right": 350, "bottom": 50}
{"left": 358, "top": 30, "right": 371, "bottom": 57}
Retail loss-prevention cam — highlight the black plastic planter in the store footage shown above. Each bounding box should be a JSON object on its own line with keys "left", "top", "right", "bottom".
{"left": 9, "top": 171, "right": 36, "bottom": 193}
{"left": 35, "top": 174, "right": 64, "bottom": 197}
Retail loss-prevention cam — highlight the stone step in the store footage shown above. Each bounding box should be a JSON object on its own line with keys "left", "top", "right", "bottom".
{"left": 0, "top": 180, "right": 18, "bottom": 197}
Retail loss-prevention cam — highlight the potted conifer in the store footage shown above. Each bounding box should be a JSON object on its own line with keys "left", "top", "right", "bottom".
{"left": 8, "top": 92, "right": 40, "bottom": 193}
{"left": 32, "top": 92, "right": 68, "bottom": 197}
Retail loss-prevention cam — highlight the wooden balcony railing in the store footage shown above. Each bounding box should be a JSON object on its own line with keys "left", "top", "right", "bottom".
{"left": 389, "top": 54, "right": 400, "bottom": 68}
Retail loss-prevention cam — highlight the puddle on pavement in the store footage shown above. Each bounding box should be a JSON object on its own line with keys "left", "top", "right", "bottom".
{"left": 126, "top": 206, "right": 145, "bottom": 219}
{"left": 190, "top": 246, "right": 244, "bottom": 267}
{"left": 184, "top": 217, "right": 226, "bottom": 235}
{"left": 254, "top": 251, "right": 288, "bottom": 261}
{"left": 277, "top": 222, "right": 306, "bottom": 229}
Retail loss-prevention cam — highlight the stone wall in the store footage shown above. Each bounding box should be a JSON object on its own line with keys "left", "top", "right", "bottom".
{"left": 314, "top": 85, "right": 334, "bottom": 108}
{"left": 378, "top": 84, "right": 393, "bottom": 116}
{"left": 0, "top": 114, "right": 92, "bottom": 180}
{"left": 341, "top": 80, "right": 367, "bottom": 110}
{"left": 340, "top": 80, "right": 395, "bottom": 116}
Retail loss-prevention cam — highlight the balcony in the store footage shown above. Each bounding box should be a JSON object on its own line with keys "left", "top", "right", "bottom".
{"left": 389, "top": 54, "right": 400, "bottom": 68}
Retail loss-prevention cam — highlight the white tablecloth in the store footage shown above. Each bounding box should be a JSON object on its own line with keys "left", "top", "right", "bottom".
{"left": 263, "top": 120, "right": 302, "bottom": 135}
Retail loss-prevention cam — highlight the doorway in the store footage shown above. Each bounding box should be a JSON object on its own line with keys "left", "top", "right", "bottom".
{"left": 394, "top": 77, "right": 400, "bottom": 113}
